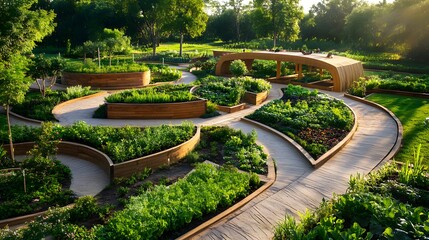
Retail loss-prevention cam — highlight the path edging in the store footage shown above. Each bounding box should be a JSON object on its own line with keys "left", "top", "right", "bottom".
{"left": 344, "top": 93, "right": 403, "bottom": 170}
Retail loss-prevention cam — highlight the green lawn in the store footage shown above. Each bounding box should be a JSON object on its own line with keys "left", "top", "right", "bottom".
{"left": 366, "top": 93, "right": 429, "bottom": 166}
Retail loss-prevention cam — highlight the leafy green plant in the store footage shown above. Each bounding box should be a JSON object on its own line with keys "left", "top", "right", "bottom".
{"left": 247, "top": 85, "right": 353, "bottom": 158}
{"left": 399, "top": 144, "right": 425, "bottom": 185}
{"left": 105, "top": 84, "right": 196, "bottom": 104}
{"left": 229, "top": 59, "right": 248, "bottom": 77}
{"left": 64, "top": 61, "right": 149, "bottom": 74}
{"left": 96, "top": 163, "right": 257, "bottom": 239}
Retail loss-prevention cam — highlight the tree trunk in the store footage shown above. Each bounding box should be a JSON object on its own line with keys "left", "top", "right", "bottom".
{"left": 6, "top": 105, "right": 15, "bottom": 162}
{"left": 109, "top": 55, "right": 112, "bottom": 66}
{"left": 273, "top": 32, "right": 277, "bottom": 48}
{"left": 179, "top": 34, "right": 184, "bottom": 57}
{"left": 152, "top": 38, "right": 157, "bottom": 57}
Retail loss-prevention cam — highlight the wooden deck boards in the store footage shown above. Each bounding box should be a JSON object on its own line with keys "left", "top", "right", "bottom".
{"left": 194, "top": 93, "right": 398, "bottom": 240}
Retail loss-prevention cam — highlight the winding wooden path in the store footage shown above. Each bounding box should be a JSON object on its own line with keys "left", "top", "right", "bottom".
{"left": 8, "top": 69, "right": 400, "bottom": 239}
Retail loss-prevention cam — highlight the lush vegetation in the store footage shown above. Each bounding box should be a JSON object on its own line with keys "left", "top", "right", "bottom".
{"left": 105, "top": 84, "right": 196, "bottom": 104}
{"left": 247, "top": 85, "right": 354, "bottom": 159}
{"left": 147, "top": 64, "right": 182, "bottom": 83}
{"left": 64, "top": 60, "right": 149, "bottom": 74}
{"left": 0, "top": 123, "right": 74, "bottom": 220}
{"left": 274, "top": 149, "right": 429, "bottom": 239}
{"left": 0, "top": 196, "right": 111, "bottom": 239}
{"left": 97, "top": 163, "right": 259, "bottom": 239}
{"left": 251, "top": 60, "right": 294, "bottom": 78}
{"left": 12, "top": 86, "right": 97, "bottom": 121}
{"left": 366, "top": 73, "right": 429, "bottom": 93}
{"left": 0, "top": 121, "right": 196, "bottom": 163}
{"left": 367, "top": 94, "right": 429, "bottom": 166}
{"left": 0, "top": 164, "right": 259, "bottom": 239}
{"left": 194, "top": 76, "right": 271, "bottom": 106}
{"left": 229, "top": 59, "right": 248, "bottom": 77}
{"left": 186, "top": 126, "right": 268, "bottom": 174}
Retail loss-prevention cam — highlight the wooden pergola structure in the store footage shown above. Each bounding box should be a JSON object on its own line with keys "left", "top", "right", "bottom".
{"left": 215, "top": 51, "right": 364, "bottom": 92}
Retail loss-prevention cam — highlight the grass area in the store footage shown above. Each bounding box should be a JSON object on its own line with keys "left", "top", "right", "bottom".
{"left": 142, "top": 41, "right": 227, "bottom": 55}
{"left": 366, "top": 93, "right": 429, "bottom": 166}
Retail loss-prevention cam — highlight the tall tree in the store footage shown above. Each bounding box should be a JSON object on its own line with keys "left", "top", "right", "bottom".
{"left": 229, "top": 0, "right": 245, "bottom": 41}
{"left": 168, "top": 0, "right": 208, "bottom": 57}
{"left": 29, "top": 55, "right": 65, "bottom": 97}
{"left": 99, "top": 28, "right": 131, "bottom": 65}
{"left": 0, "top": 0, "right": 55, "bottom": 62}
{"left": 308, "top": 0, "right": 364, "bottom": 42}
{"left": 134, "top": 0, "right": 169, "bottom": 56}
{"left": 0, "top": 56, "right": 32, "bottom": 162}
{"left": 0, "top": 0, "right": 55, "bottom": 161}
{"left": 253, "top": 0, "right": 303, "bottom": 47}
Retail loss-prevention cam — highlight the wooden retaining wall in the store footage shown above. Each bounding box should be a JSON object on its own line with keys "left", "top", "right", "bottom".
{"left": 243, "top": 91, "right": 269, "bottom": 105}
{"left": 4, "top": 142, "right": 113, "bottom": 179}
{"left": 106, "top": 99, "right": 207, "bottom": 119}
{"left": 216, "top": 103, "right": 246, "bottom": 113}
{"left": 62, "top": 71, "right": 151, "bottom": 89}
{"left": 3, "top": 127, "right": 201, "bottom": 179}
{"left": 112, "top": 127, "right": 200, "bottom": 178}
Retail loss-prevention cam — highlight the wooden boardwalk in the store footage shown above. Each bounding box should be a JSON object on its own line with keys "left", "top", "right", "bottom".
{"left": 192, "top": 92, "right": 398, "bottom": 240}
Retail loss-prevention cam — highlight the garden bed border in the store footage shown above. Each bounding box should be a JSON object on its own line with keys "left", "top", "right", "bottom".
{"left": 0, "top": 127, "right": 200, "bottom": 227}
{"left": 243, "top": 90, "right": 269, "bottom": 105}
{"left": 62, "top": 71, "right": 151, "bottom": 90}
{"left": 216, "top": 103, "right": 246, "bottom": 113}
{"left": 344, "top": 93, "right": 403, "bottom": 170}
{"left": 242, "top": 102, "right": 358, "bottom": 168}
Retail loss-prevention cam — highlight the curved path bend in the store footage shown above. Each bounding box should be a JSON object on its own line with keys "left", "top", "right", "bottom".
{"left": 10, "top": 71, "right": 399, "bottom": 239}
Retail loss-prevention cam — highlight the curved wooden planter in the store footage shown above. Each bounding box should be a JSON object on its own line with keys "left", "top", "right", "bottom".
{"left": 216, "top": 103, "right": 246, "bottom": 113}
{"left": 242, "top": 105, "right": 358, "bottom": 168}
{"left": 344, "top": 93, "right": 403, "bottom": 170}
{"left": 3, "top": 127, "right": 201, "bottom": 179}
{"left": 112, "top": 127, "right": 201, "bottom": 178}
{"left": 106, "top": 99, "right": 207, "bottom": 119}
{"left": 0, "top": 128, "right": 200, "bottom": 227}
{"left": 243, "top": 90, "right": 269, "bottom": 105}
{"left": 62, "top": 71, "right": 151, "bottom": 90}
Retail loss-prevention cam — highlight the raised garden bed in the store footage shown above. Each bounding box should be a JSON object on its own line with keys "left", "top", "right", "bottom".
{"left": 247, "top": 85, "right": 355, "bottom": 165}
{"left": 62, "top": 71, "right": 151, "bottom": 90}
{"left": 193, "top": 76, "right": 271, "bottom": 113}
{"left": 11, "top": 86, "right": 99, "bottom": 121}
{"left": 105, "top": 84, "right": 207, "bottom": 119}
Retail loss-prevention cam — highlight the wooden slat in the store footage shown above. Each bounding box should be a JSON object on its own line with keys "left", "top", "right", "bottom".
{"left": 106, "top": 100, "right": 207, "bottom": 119}
{"left": 62, "top": 71, "right": 151, "bottom": 89}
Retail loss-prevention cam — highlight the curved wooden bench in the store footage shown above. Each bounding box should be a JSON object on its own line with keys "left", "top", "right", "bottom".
{"left": 62, "top": 71, "right": 151, "bottom": 90}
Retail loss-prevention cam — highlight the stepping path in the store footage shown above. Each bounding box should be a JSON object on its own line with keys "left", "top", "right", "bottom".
{"left": 9, "top": 69, "right": 399, "bottom": 238}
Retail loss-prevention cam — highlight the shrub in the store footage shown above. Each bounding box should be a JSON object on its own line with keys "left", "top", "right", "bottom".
{"left": 229, "top": 60, "right": 248, "bottom": 77}
{"left": 347, "top": 77, "right": 366, "bottom": 97}
{"left": 63, "top": 85, "right": 92, "bottom": 100}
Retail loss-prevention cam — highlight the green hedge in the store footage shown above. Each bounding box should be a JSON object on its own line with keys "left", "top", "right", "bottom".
{"left": 64, "top": 61, "right": 149, "bottom": 73}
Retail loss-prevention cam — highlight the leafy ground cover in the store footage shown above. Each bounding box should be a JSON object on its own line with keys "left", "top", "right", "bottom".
{"left": 194, "top": 76, "right": 271, "bottom": 106}
{"left": 0, "top": 121, "right": 196, "bottom": 163}
{"left": 274, "top": 150, "right": 429, "bottom": 239}
{"left": 251, "top": 60, "right": 294, "bottom": 79}
{"left": 366, "top": 93, "right": 429, "bottom": 166}
{"left": 0, "top": 123, "right": 74, "bottom": 220}
{"left": 64, "top": 60, "right": 149, "bottom": 73}
{"left": 247, "top": 85, "right": 354, "bottom": 159}
{"left": 105, "top": 84, "right": 196, "bottom": 104}
{"left": 363, "top": 72, "right": 429, "bottom": 93}
{"left": 147, "top": 64, "right": 182, "bottom": 83}
{"left": 186, "top": 126, "right": 268, "bottom": 174}
{"left": 0, "top": 163, "right": 260, "bottom": 240}
{"left": 12, "top": 86, "right": 97, "bottom": 121}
